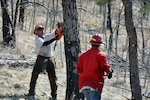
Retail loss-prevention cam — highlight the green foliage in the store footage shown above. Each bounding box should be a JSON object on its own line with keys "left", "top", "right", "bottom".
{"left": 141, "top": 4, "right": 150, "bottom": 14}
{"left": 95, "top": 0, "right": 111, "bottom": 5}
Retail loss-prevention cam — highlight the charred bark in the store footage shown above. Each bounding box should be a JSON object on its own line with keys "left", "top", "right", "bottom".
{"left": 62, "top": 0, "right": 81, "bottom": 99}
{"left": 122, "top": 0, "right": 142, "bottom": 100}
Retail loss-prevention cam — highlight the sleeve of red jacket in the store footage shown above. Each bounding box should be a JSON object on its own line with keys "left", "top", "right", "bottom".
{"left": 77, "top": 56, "right": 83, "bottom": 74}
{"left": 98, "top": 52, "right": 112, "bottom": 74}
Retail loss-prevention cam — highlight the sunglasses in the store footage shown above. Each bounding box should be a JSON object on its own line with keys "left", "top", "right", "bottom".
{"left": 37, "top": 27, "right": 44, "bottom": 30}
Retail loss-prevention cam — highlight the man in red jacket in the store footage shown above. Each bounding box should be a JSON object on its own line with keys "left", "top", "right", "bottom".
{"left": 77, "top": 34, "right": 113, "bottom": 100}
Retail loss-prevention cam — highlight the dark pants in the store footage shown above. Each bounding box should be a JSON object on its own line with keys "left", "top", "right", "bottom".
{"left": 29, "top": 55, "right": 57, "bottom": 98}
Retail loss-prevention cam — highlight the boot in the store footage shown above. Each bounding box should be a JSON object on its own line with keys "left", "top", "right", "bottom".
{"left": 25, "top": 90, "right": 35, "bottom": 97}
{"left": 49, "top": 78, "right": 57, "bottom": 100}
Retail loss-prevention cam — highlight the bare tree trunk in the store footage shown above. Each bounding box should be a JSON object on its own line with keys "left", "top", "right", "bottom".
{"left": 1, "top": 0, "right": 10, "bottom": 44}
{"left": 29, "top": 0, "right": 36, "bottom": 32}
{"left": 45, "top": 0, "right": 50, "bottom": 32}
{"left": 122, "top": 0, "right": 142, "bottom": 100}
{"left": 11, "top": 0, "right": 20, "bottom": 44}
{"left": 140, "top": 12, "right": 145, "bottom": 66}
{"left": 19, "top": 0, "right": 27, "bottom": 29}
{"left": 51, "top": 0, "right": 58, "bottom": 29}
{"left": 62, "top": 0, "right": 81, "bottom": 99}
{"left": 11, "top": 0, "right": 14, "bottom": 22}
{"left": 114, "top": 7, "right": 121, "bottom": 83}
{"left": 107, "top": 1, "right": 113, "bottom": 56}
{"left": 101, "top": 5, "right": 107, "bottom": 50}
{"left": 1, "top": 0, "right": 20, "bottom": 47}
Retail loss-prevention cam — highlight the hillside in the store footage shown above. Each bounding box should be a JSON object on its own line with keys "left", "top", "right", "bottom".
{"left": 0, "top": 0, "right": 150, "bottom": 100}
{"left": 0, "top": 26, "right": 137, "bottom": 100}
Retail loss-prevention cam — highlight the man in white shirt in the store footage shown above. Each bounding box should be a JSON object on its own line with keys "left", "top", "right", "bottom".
{"left": 26, "top": 23, "right": 64, "bottom": 100}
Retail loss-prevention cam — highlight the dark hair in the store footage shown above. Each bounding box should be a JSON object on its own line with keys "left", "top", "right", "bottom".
{"left": 92, "top": 44, "right": 100, "bottom": 47}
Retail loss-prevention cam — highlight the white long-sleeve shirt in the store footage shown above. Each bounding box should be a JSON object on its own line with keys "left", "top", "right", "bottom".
{"left": 35, "top": 32, "right": 56, "bottom": 57}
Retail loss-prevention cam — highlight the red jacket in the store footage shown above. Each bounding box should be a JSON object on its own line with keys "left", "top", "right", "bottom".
{"left": 77, "top": 47, "right": 111, "bottom": 92}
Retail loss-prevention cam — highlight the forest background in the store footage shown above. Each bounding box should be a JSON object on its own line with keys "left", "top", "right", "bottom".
{"left": 0, "top": 0, "right": 150, "bottom": 100}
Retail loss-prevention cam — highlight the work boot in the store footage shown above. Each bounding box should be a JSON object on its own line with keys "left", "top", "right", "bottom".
{"left": 49, "top": 78, "right": 57, "bottom": 100}
{"left": 52, "top": 96, "right": 57, "bottom": 100}
{"left": 25, "top": 92, "right": 35, "bottom": 100}
{"left": 49, "top": 95, "right": 57, "bottom": 100}
{"left": 51, "top": 86, "right": 57, "bottom": 100}
{"left": 25, "top": 92, "right": 35, "bottom": 97}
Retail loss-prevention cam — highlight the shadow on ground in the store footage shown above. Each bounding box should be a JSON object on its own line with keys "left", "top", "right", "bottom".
{"left": 0, "top": 94, "right": 38, "bottom": 100}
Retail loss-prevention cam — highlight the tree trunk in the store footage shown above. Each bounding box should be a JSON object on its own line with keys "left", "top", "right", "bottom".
{"left": 122, "top": 0, "right": 142, "bottom": 100}
{"left": 107, "top": 1, "right": 113, "bottom": 55}
{"left": 1, "top": 0, "right": 10, "bottom": 44}
{"left": 1, "top": 0, "right": 18, "bottom": 47}
{"left": 62, "top": 0, "right": 81, "bottom": 99}
{"left": 101, "top": 5, "right": 107, "bottom": 49}
{"left": 19, "top": 0, "right": 26, "bottom": 29}
{"left": 141, "top": 21, "right": 145, "bottom": 65}
{"left": 45, "top": 0, "right": 50, "bottom": 32}
{"left": 11, "top": 0, "right": 20, "bottom": 46}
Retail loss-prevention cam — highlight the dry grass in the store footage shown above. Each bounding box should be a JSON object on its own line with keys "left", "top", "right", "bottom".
{"left": 0, "top": 66, "right": 66, "bottom": 100}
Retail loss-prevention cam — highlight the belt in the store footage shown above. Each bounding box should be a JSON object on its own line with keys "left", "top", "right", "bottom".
{"left": 37, "top": 55, "right": 53, "bottom": 61}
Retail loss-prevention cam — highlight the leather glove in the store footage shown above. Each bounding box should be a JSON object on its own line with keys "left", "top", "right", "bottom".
{"left": 108, "top": 69, "right": 113, "bottom": 79}
{"left": 58, "top": 22, "right": 64, "bottom": 32}
{"left": 55, "top": 29, "right": 64, "bottom": 40}
{"left": 55, "top": 22, "right": 64, "bottom": 40}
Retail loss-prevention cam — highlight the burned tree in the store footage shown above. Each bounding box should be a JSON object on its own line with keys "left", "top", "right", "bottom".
{"left": 62, "top": 0, "right": 81, "bottom": 99}
{"left": 122, "top": 0, "right": 142, "bottom": 100}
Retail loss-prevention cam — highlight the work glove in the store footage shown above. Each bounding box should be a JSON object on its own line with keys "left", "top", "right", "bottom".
{"left": 55, "top": 29, "right": 64, "bottom": 40}
{"left": 55, "top": 22, "right": 64, "bottom": 40}
{"left": 108, "top": 69, "right": 113, "bottom": 79}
